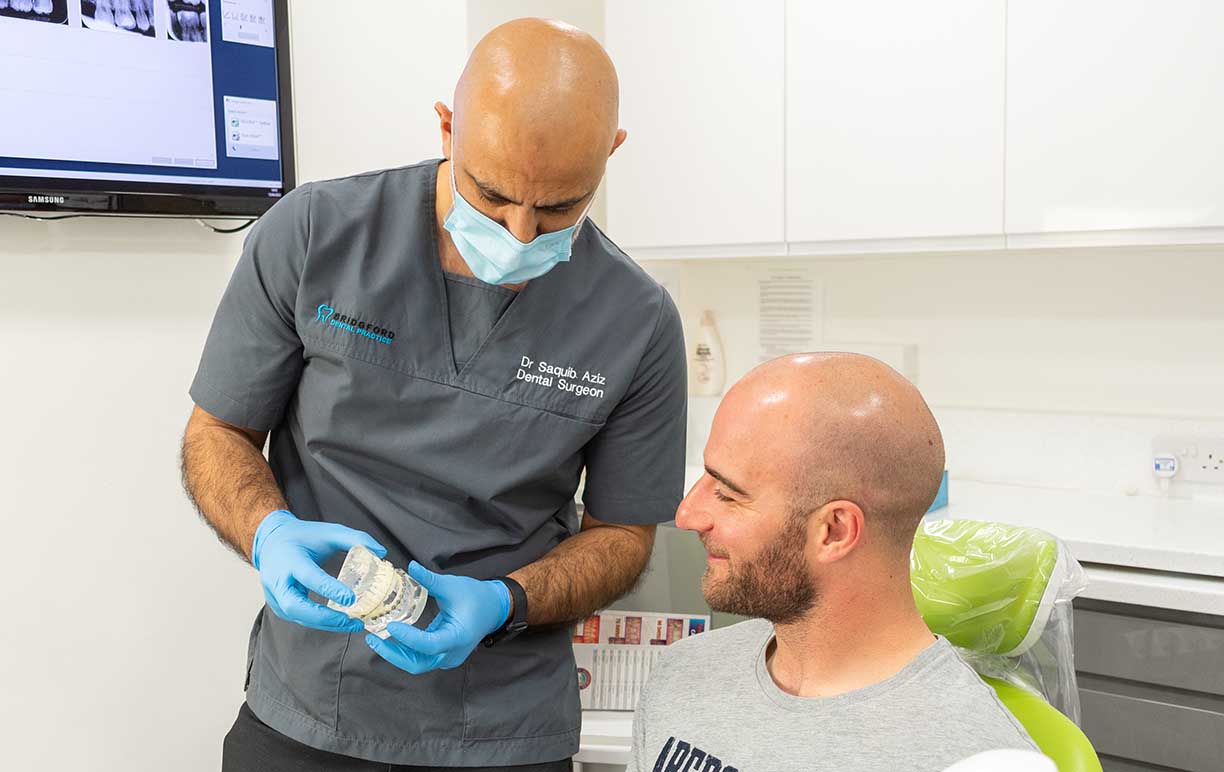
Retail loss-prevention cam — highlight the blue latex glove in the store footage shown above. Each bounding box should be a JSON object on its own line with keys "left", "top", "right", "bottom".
{"left": 365, "top": 561, "right": 511, "bottom": 674}
{"left": 252, "top": 509, "right": 388, "bottom": 634}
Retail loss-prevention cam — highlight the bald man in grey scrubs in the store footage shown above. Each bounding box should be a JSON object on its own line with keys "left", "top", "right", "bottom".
{"left": 181, "top": 19, "right": 686, "bottom": 771}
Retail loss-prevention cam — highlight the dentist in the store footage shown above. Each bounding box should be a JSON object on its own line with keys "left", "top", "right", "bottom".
{"left": 182, "top": 18, "right": 686, "bottom": 771}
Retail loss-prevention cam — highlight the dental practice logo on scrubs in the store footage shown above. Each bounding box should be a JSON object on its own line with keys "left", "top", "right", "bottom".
{"left": 315, "top": 302, "right": 396, "bottom": 345}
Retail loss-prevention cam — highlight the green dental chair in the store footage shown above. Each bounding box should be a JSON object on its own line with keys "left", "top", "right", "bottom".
{"left": 912, "top": 519, "right": 1102, "bottom": 772}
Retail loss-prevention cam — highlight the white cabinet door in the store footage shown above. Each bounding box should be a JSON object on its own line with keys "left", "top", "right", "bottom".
{"left": 605, "top": 1, "right": 786, "bottom": 256}
{"left": 289, "top": 0, "right": 467, "bottom": 184}
{"left": 1006, "top": 0, "right": 1224, "bottom": 241}
{"left": 786, "top": 1, "right": 1005, "bottom": 250}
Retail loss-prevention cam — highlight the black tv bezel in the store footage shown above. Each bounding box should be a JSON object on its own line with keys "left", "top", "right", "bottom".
{"left": 0, "top": 0, "right": 295, "bottom": 219}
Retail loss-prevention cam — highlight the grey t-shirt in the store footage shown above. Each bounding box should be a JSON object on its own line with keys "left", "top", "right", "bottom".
{"left": 627, "top": 619, "right": 1038, "bottom": 772}
{"left": 189, "top": 161, "right": 687, "bottom": 765}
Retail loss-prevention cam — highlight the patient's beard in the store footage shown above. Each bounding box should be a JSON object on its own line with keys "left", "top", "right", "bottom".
{"left": 701, "top": 513, "right": 817, "bottom": 625}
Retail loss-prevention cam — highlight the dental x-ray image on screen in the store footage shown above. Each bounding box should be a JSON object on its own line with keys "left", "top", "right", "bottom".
{"left": 81, "top": 0, "right": 154, "bottom": 36}
{"left": 0, "top": 0, "right": 68, "bottom": 25}
{"left": 0, "top": 0, "right": 292, "bottom": 218}
{"left": 166, "top": 0, "right": 206, "bottom": 42}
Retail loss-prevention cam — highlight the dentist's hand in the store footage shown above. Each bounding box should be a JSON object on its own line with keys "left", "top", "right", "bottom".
{"left": 365, "top": 562, "right": 511, "bottom": 674}
{"left": 252, "top": 509, "right": 387, "bottom": 633}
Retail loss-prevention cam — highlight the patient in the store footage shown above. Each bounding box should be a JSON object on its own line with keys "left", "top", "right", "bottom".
{"left": 627, "top": 354, "right": 1038, "bottom": 772}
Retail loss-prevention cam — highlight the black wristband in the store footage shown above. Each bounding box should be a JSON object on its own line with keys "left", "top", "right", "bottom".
{"left": 482, "top": 576, "right": 528, "bottom": 648}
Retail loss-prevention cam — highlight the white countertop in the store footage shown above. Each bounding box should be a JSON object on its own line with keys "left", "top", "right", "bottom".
{"left": 933, "top": 479, "right": 1224, "bottom": 616}
{"left": 1073, "top": 563, "right": 1224, "bottom": 616}
{"left": 576, "top": 711, "right": 634, "bottom": 766}
{"left": 937, "top": 480, "right": 1224, "bottom": 578}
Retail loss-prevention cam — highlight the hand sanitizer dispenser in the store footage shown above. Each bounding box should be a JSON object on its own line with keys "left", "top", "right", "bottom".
{"left": 691, "top": 310, "right": 725, "bottom": 396}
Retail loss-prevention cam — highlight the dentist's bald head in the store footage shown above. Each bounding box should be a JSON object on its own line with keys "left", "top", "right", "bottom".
{"left": 434, "top": 18, "right": 625, "bottom": 245}
{"left": 455, "top": 17, "right": 621, "bottom": 160}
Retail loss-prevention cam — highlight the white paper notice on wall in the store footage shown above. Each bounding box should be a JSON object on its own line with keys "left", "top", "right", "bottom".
{"left": 758, "top": 266, "right": 817, "bottom": 363}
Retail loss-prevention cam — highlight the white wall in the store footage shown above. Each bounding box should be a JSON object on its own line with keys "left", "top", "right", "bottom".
{"left": 646, "top": 245, "right": 1224, "bottom": 499}
{"left": 468, "top": 0, "right": 602, "bottom": 38}
{"left": 290, "top": 0, "right": 467, "bottom": 182}
{"left": 0, "top": 218, "right": 260, "bottom": 769}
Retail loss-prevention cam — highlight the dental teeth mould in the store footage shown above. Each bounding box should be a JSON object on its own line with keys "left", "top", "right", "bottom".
{"left": 327, "top": 545, "right": 428, "bottom": 638}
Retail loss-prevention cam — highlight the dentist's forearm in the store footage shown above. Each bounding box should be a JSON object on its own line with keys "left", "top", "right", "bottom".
{"left": 181, "top": 405, "right": 287, "bottom": 562}
{"left": 508, "top": 514, "right": 655, "bottom": 627}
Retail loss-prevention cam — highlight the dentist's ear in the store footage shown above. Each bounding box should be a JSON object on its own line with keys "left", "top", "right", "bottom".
{"left": 435, "top": 102, "right": 454, "bottom": 159}
{"left": 808, "top": 500, "right": 864, "bottom": 564}
{"left": 609, "top": 128, "right": 628, "bottom": 156}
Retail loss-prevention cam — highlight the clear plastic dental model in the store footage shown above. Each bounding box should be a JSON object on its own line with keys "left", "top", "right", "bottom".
{"left": 327, "top": 545, "right": 428, "bottom": 638}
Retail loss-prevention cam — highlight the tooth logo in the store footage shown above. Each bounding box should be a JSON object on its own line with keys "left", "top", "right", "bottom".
{"left": 316, "top": 303, "right": 335, "bottom": 323}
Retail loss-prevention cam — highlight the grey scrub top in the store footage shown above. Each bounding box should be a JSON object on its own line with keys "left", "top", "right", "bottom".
{"left": 189, "top": 160, "right": 687, "bottom": 766}
{"left": 443, "top": 272, "right": 515, "bottom": 369}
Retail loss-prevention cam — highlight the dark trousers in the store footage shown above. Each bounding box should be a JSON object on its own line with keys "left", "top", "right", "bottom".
{"left": 222, "top": 702, "right": 573, "bottom": 772}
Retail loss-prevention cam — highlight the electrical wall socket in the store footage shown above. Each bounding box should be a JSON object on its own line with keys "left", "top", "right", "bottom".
{"left": 1153, "top": 435, "right": 1224, "bottom": 485}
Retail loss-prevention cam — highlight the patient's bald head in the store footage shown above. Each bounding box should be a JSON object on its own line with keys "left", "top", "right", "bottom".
{"left": 678, "top": 353, "right": 943, "bottom": 622}
{"left": 738, "top": 353, "right": 943, "bottom": 547}
{"left": 436, "top": 18, "right": 625, "bottom": 245}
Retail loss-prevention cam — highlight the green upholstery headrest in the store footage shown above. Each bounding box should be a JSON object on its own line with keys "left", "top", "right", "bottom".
{"left": 911, "top": 519, "right": 1064, "bottom": 656}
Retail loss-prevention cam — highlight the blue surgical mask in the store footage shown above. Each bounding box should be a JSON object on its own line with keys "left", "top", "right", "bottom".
{"left": 443, "top": 159, "right": 593, "bottom": 285}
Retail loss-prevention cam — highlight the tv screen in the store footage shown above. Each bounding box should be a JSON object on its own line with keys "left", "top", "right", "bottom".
{"left": 0, "top": 0, "right": 293, "bottom": 218}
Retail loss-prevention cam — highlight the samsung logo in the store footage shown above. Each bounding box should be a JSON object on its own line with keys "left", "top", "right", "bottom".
{"left": 28, "top": 195, "right": 66, "bottom": 204}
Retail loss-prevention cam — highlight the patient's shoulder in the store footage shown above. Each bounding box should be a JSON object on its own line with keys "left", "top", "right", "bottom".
{"left": 673, "top": 617, "right": 770, "bottom": 650}
{"left": 920, "top": 641, "right": 1038, "bottom": 747}
{"left": 643, "top": 618, "right": 771, "bottom": 701}
{"left": 659, "top": 618, "right": 772, "bottom": 669}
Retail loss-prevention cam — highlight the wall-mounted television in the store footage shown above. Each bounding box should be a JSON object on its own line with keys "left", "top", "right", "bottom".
{"left": 0, "top": 0, "right": 293, "bottom": 218}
